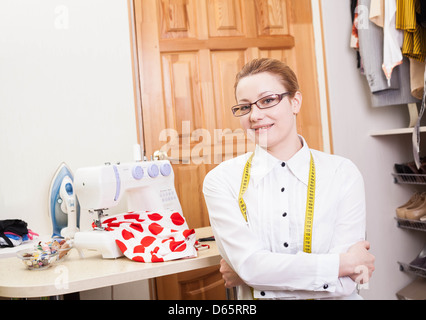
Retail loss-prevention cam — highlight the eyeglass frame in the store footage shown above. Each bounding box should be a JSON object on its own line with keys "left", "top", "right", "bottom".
{"left": 231, "top": 92, "right": 291, "bottom": 117}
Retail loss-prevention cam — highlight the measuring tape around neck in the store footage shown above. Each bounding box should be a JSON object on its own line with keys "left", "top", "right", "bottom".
{"left": 238, "top": 151, "right": 316, "bottom": 253}
{"left": 303, "top": 152, "right": 315, "bottom": 253}
{"left": 238, "top": 153, "right": 254, "bottom": 223}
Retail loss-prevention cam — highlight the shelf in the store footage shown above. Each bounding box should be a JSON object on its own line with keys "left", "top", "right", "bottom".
{"left": 370, "top": 126, "right": 426, "bottom": 136}
{"left": 395, "top": 217, "right": 426, "bottom": 232}
{"left": 398, "top": 262, "right": 426, "bottom": 278}
{"left": 370, "top": 104, "right": 422, "bottom": 136}
{"left": 392, "top": 173, "right": 426, "bottom": 184}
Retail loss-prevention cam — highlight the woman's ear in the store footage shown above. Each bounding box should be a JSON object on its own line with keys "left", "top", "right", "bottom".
{"left": 291, "top": 91, "right": 302, "bottom": 115}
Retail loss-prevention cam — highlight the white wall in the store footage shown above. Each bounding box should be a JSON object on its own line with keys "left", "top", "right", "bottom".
{"left": 0, "top": 0, "right": 138, "bottom": 235}
{"left": 321, "top": 0, "right": 425, "bottom": 299}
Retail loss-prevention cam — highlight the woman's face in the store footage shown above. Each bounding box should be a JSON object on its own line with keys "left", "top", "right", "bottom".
{"left": 235, "top": 72, "right": 301, "bottom": 152}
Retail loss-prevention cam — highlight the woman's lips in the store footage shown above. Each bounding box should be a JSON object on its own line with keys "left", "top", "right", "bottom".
{"left": 252, "top": 124, "right": 274, "bottom": 133}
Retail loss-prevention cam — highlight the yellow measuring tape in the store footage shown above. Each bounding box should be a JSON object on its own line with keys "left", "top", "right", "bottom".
{"left": 238, "top": 151, "right": 316, "bottom": 253}
{"left": 303, "top": 152, "right": 315, "bottom": 253}
{"left": 238, "top": 153, "right": 254, "bottom": 223}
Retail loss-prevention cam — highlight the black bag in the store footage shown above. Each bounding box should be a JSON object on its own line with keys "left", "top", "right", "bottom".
{"left": 0, "top": 219, "right": 28, "bottom": 248}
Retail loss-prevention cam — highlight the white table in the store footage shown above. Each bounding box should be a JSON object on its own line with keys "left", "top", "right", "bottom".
{"left": 0, "top": 227, "right": 220, "bottom": 298}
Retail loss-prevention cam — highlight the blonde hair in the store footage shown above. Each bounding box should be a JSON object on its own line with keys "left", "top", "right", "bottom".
{"left": 234, "top": 58, "right": 300, "bottom": 98}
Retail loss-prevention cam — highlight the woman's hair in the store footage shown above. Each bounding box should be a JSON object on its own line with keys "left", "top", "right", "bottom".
{"left": 234, "top": 58, "right": 300, "bottom": 98}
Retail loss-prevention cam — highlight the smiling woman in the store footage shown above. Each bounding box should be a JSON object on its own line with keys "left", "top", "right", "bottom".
{"left": 234, "top": 59, "right": 303, "bottom": 161}
{"left": 203, "top": 58, "right": 375, "bottom": 300}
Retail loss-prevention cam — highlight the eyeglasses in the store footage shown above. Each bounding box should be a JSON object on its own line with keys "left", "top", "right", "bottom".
{"left": 231, "top": 92, "right": 290, "bottom": 117}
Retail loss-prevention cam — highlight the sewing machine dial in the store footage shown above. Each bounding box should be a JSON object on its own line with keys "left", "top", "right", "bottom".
{"left": 148, "top": 164, "right": 159, "bottom": 178}
{"left": 160, "top": 163, "right": 171, "bottom": 176}
{"left": 132, "top": 165, "right": 144, "bottom": 180}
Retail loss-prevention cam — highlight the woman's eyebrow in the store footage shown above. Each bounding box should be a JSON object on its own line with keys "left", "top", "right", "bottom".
{"left": 237, "top": 91, "right": 274, "bottom": 103}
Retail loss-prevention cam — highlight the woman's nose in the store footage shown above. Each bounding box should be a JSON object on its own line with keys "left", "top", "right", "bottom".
{"left": 249, "top": 104, "right": 264, "bottom": 121}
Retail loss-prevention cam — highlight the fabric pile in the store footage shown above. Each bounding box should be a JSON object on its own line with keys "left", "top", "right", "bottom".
{"left": 0, "top": 219, "right": 38, "bottom": 248}
{"left": 99, "top": 211, "right": 197, "bottom": 263}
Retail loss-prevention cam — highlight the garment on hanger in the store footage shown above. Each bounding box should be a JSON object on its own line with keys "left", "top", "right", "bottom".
{"left": 371, "top": 58, "right": 421, "bottom": 107}
{"left": 370, "top": 0, "right": 384, "bottom": 27}
{"left": 382, "top": 0, "right": 404, "bottom": 86}
{"left": 396, "top": 0, "right": 426, "bottom": 62}
{"left": 358, "top": 0, "right": 398, "bottom": 92}
{"left": 350, "top": 0, "right": 361, "bottom": 69}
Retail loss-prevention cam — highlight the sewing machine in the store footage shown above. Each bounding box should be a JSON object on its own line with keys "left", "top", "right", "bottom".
{"left": 73, "top": 159, "right": 182, "bottom": 258}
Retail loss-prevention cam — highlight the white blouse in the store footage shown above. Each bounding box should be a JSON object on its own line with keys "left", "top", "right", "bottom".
{"left": 203, "top": 136, "right": 366, "bottom": 299}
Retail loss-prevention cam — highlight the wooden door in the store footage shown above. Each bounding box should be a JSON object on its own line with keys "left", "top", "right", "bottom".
{"left": 132, "top": 0, "right": 323, "bottom": 299}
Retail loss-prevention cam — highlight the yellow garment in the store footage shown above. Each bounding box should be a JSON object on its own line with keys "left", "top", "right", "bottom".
{"left": 396, "top": 0, "right": 426, "bottom": 62}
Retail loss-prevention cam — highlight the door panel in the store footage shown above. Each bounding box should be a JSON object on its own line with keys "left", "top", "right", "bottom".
{"left": 210, "top": 50, "right": 245, "bottom": 132}
{"left": 160, "top": 0, "right": 197, "bottom": 39}
{"left": 161, "top": 52, "right": 203, "bottom": 133}
{"left": 255, "top": 0, "right": 289, "bottom": 36}
{"left": 156, "top": 265, "right": 226, "bottom": 300}
{"left": 132, "top": 0, "right": 323, "bottom": 300}
{"left": 207, "top": 0, "right": 244, "bottom": 37}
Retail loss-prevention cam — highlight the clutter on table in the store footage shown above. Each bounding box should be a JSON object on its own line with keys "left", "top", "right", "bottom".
{"left": 0, "top": 219, "right": 38, "bottom": 248}
{"left": 16, "top": 239, "right": 72, "bottom": 270}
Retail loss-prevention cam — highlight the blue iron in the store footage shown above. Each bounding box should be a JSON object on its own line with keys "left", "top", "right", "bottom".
{"left": 48, "top": 162, "right": 80, "bottom": 238}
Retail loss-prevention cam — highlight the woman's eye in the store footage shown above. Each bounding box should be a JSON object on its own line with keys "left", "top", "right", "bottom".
{"left": 261, "top": 97, "right": 277, "bottom": 105}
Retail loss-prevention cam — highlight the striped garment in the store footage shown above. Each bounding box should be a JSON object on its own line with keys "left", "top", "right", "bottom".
{"left": 396, "top": 0, "right": 426, "bottom": 62}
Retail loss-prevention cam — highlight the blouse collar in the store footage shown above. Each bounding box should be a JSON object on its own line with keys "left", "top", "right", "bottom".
{"left": 250, "top": 135, "right": 311, "bottom": 186}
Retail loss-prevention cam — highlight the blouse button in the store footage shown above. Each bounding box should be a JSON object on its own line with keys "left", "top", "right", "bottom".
{"left": 282, "top": 212, "right": 287, "bottom": 217}
{"left": 281, "top": 187, "right": 285, "bottom": 192}
{"left": 283, "top": 242, "right": 289, "bottom": 248}
{"left": 281, "top": 162, "right": 286, "bottom": 167}
{"left": 260, "top": 291, "right": 266, "bottom": 296}
{"left": 323, "top": 284, "right": 329, "bottom": 290}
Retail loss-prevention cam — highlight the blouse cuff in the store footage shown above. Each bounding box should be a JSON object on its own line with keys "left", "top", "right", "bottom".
{"left": 313, "top": 253, "right": 340, "bottom": 292}
{"left": 252, "top": 253, "right": 340, "bottom": 299}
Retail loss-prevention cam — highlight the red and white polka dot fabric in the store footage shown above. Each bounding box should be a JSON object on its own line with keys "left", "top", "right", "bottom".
{"left": 99, "top": 211, "right": 197, "bottom": 262}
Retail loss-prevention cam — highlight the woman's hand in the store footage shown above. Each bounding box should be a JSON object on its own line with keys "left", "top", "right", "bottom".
{"left": 339, "top": 241, "right": 375, "bottom": 283}
{"left": 220, "top": 258, "right": 245, "bottom": 288}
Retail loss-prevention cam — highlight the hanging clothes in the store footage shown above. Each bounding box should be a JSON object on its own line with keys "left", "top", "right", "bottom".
{"left": 396, "top": 0, "right": 426, "bottom": 62}
{"left": 368, "top": 0, "right": 404, "bottom": 86}
{"left": 357, "top": 0, "right": 421, "bottom": 107}
{"left": 358, "top": 0, "right": 398, "bottom": 92}
{"left": 382, "top": 0, "right": 404, "bottom": 86}
{"left": 350, "top": 0, "right": 361, "bottom": 69}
